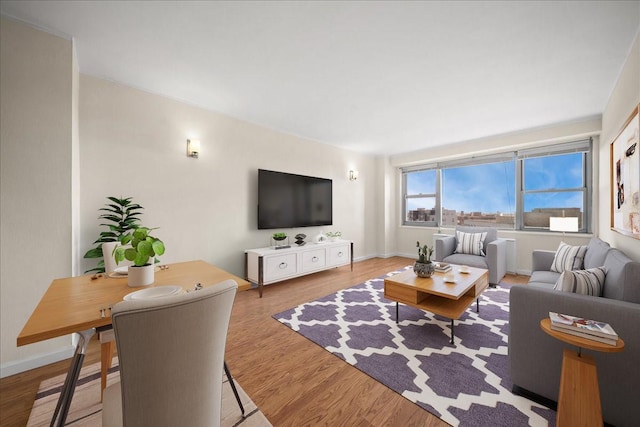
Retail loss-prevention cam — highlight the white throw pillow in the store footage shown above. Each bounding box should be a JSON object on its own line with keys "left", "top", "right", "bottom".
{"left": 455, "top": 231, "right": 488, "bottom": 256}
{"left": 554, "top": 267, "right": 606, "bottom": 296}
{"left": 550, "top": 242, "right": 587, "bottom": 273}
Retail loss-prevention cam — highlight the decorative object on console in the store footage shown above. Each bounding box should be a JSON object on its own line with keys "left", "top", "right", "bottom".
{"left": 271, "top": 232, "right": 290, "bottom": 249}
{"left": 294, "top": 233, "right": 306, "bottom": 246}
{"left": 187, "top": 138, "right": 200, "bottom": 158}
{"left": 314, "top": 230, "right": 328, "bottom": 243}
{"left": 114, "top": 227, "right": 166, "bottom": 287}
{"left": 413, "top": 241, "right": 435, "bottom": 278}
{"left": 325, "top": 231, "right": 342, "bottom": 241}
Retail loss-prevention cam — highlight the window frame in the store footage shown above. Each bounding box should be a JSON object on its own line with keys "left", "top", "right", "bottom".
{"left": 401, "top": 139, "right": 593, "bottom": 233}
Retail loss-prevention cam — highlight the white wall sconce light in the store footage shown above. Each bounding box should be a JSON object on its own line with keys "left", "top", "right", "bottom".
{"left": 187, "top": 139, "right": 200, "bottom": 158}
{"left": 349, "top": 170, "right": 359, "bottom": 181}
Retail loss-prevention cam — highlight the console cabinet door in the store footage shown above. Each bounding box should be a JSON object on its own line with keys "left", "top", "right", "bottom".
{"left": 301, "top": 249, "right": 326, "bottom": 273}
{"left": 327, "top": 244, "right": 350, "bottom": 267}
{"left": 264, "top": 253, "right": 298, "bottom": 281}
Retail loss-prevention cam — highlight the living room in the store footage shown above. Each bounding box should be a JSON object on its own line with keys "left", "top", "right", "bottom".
{"left": 1, "top": 2, "right": 639, "bottom": 426}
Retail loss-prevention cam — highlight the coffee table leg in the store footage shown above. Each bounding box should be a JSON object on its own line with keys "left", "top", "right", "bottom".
{"left": 395, "top": 302, "right": 399, "bottom": 324}
{"left": 450, "top": 319, "right": 454, "bottom": 344}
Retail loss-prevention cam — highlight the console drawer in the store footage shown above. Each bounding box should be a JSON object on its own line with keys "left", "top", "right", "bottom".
{"left": 301, "top": 249, "right": 326, "bottom": 272}
{"left": 264, "top": 253, "right": 298, "bottom": 281}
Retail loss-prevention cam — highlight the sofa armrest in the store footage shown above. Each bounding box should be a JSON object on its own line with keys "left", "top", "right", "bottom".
{"left": 435, "top": 236, "right": 456, "bottom": 262}
{"left": 531, "top": 249, "right": 555, "bottom": 272}
{"left": 486, "top": 239, "right": 507, "bottom": 284}
{"left": 509, "top": 285, "right": 640, "bottom": 427}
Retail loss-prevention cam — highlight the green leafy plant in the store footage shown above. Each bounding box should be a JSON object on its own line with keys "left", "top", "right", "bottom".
{"left": 114, "top": 227, "right": 166, "bottom": 266}
{"left": 272, "top": 232, "right": 287, "bottom": 241}
{"left": 83, "top": 197, "right": 144, "bottom": 273}
{"left": 326, "top": 231, "right": 342, "bottom": 238}
{"left": 416, "top": 241, "right": 433, "bottom": 263}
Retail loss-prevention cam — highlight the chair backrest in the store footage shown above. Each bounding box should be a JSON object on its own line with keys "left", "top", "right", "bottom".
{"left": 111, "top": 279, "right": 238, "bottom": 427}
{"left": 455, "top": 226, "right": 497, "bottom": 254}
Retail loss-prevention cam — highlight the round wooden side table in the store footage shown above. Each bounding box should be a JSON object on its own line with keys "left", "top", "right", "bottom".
{"left": 540, "top": 318, "right": 624, "bottom": 427}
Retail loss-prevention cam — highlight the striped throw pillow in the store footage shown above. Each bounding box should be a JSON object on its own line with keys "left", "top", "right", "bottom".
{"left": 550, "top": 242, "right": 587, "bottom": 273}
{"left": 455, "top": 231, "right": 488, "bottom": 256}
{"left": 554, "top": 267, "right": 606, "bottom": 296}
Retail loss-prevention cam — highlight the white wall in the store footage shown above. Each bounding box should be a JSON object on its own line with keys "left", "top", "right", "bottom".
{"left": 599, "top": 31, "right": 640, "bottom": 261}
{"left": 1, "top": 18, "right": 76, "bottom": 374}
{"left": 79, "top": 75, "right": 378, "bottom": 279}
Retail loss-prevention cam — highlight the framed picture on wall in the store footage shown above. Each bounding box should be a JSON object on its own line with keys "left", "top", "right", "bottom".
{"left": 610, "top": 103, "right": 640, "bottom": 239}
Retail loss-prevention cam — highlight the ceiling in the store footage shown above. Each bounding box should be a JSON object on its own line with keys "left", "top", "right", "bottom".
{"left": 2, "top": 1, "right": 639, "bottom": 156}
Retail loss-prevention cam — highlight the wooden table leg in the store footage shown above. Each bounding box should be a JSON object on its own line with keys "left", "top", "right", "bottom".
{"left": 557, "top": 349, "right": 603, "bottom": 427}
{"left": 100, "top": 340, "right": 115, "bottom": 402}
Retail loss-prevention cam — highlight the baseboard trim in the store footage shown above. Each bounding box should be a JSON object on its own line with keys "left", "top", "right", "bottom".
{"left": 0, "top": 345, "right": 74, "bottom": 378}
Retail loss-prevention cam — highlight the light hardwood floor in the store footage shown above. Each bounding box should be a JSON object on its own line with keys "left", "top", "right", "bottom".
{"left": 0, "top": 257, "right": 528, "bottom": 426}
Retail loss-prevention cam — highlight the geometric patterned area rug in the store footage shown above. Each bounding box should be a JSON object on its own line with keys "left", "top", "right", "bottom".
{"left": 27, "top": 358, "right": 272, "bottom": 427}
{"left": 273, "top": 267, "right": 556, "bottom": 427}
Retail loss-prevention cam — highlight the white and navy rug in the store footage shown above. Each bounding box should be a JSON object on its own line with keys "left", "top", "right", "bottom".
{"left": 273, "top": 267, "right": 556, "bottom": 427}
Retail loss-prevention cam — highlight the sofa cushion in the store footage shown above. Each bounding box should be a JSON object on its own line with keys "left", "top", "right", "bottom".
{"left": 550, "top": 242, "right": 587, "bottom": 272}
{"left": 528, "top": 270, "right": 561, "bottom": 289}
{"left": 455, "top": 231, "right": 487, "bottom": 256}
{"left": 583, "top": 237, "right": 611, "bottom": 269}
{"left": 554, "top": 267, "right": 606, "bottom": 296}
{"left": 456, "top": 226, "right": 496, "bottom": 254}
{"left": 602, "top": 249, "right": 640, "bottom": 303}
{"left": 442, "top": 253, "right": 488, "bottom": 270}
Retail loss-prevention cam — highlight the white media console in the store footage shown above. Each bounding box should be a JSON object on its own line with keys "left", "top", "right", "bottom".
{"left": 245, "top": 240, "right": 353, "bottom": 297}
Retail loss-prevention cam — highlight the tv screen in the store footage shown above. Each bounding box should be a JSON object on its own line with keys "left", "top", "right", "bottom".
{"left": 258, "top": 169, "right": 333, "bottom": 229}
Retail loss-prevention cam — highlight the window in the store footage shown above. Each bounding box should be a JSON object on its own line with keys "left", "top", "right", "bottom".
{"left": 401, "top": 139, "right": 592, "bottom": 232}
{"left": 403, "top": 168, "right": 437, "bottom": 226}
{"left": 442, "top": 159, "right": 515, "bottom": 229}
{"left": 518, "top": 141, "right": 591, "bottom": 232}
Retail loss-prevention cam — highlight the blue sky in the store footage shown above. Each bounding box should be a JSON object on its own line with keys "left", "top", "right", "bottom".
{"left": 407, "top": 153, "right": 584, "bottom": 214}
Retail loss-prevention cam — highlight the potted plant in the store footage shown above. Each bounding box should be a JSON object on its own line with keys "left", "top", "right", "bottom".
{"left": 272, "top": 232, "right": 290, "bottom": 249}
{"left": 114, "top": 227, "right": 165, "bottom": 287}
{"left": 83, "top": 196, "right": 144, "bottom": 273}
{"left": 414, "top": 241, "right": 435, "bottom": 278}
{"left": 326, "top": 231, "right": 342, "bottom": 241}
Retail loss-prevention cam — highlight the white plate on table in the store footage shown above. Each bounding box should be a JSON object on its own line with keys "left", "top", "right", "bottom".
{"left": 124, "top": 285, "right": 183, "bottom": 301}
{"left": 444, "top": 277, "right": 457, "bottom": 283}
{"left": 107, "top": 266, "right": 128, "bottom": 279}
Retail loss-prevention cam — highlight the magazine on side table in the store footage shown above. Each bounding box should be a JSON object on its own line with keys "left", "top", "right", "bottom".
{"left": 549, "top": 312, "right": 618, "bottom": 345}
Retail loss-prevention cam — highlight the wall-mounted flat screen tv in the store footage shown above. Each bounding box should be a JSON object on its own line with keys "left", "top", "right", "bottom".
{"left": 258, "top": 169, "right": 333, "bottom": 229}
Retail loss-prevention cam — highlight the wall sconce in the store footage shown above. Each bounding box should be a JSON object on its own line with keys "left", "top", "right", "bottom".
{"left": 187, "top": 139, "right": 200, "bottom": 158}
{"left": 349, "top": 170, "right": 359, "bottom": 181}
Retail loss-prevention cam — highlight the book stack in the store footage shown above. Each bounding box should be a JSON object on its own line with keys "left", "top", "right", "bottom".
{"left": 549, "top": 312, "right": 619, "bottom": 345}
{"left": 435, "top": 262, "right": 452, "bottom": 273}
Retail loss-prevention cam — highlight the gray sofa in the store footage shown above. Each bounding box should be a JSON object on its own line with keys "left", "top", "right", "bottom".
{"left": 509, "top": 237, "right": 640, "bottom": 427}
{"left": 435, "top": 226, "right": 507, "bottom": 285}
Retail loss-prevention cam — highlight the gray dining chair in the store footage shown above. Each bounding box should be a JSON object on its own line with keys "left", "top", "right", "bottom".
{"left": 102, "top": 279, "right": 238, "bottom": 427}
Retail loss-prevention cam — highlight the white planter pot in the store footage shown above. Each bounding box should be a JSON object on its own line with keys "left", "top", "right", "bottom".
{"left": 128, "top": 264, "right": 154, "bottom": 287}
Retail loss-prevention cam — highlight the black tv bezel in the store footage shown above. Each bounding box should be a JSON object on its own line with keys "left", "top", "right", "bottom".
{"left": 257, "top": 169, "right": 333, "bottom": 230}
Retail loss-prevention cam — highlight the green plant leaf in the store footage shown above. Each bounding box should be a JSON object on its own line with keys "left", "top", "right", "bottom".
{"left": 137, "top": 240, "right": 152, "bottom": 257}
{"left": 134, "top": 253, "right": 149, "bottom": 266}
{"left": 133, "top": 228, "right": 148, "bottom": 240}
{"left": 114, "top": 247, "right": 126, "bottom": 264}
{"left": 120, "top": 234, "right": 132, "bottom": 245}
{"left": 83, "top": 247, "right": 103, "bottom": 258}
{"left": 152, "top": 240, "right": 165, "bottom": 256}
{"left": 124, "top": 247, "right": 137, "bottom": 261}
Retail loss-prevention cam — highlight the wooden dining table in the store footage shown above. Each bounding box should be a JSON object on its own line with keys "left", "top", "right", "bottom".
{"left": 17, "top": 260, "right": 250, "bottom": 426}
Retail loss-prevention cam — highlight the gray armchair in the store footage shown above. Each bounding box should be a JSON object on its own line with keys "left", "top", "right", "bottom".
{"left": 435, "top": 226, "right": 507, "bottom": 285}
